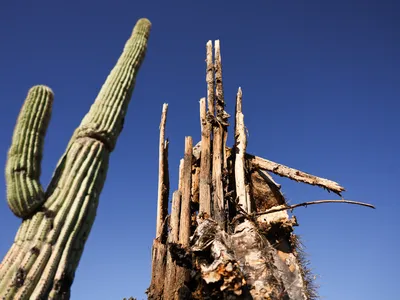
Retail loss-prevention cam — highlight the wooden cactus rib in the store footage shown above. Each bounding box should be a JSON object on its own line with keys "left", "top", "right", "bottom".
{"left": 234, "top": 87, "right": 249, "bottom": 213}
{"left": 199, "top": 97, "right": 212, "bottom": 216}
{"left": 156, "top": 103, "right": 169, "bottom": 238}
{"left": 0, "top": 17, "right": 151, "bottom": 300}
{"left": 247, "top": 154, "right": 345, "bottom": 194}
{"left": 212, "top": 40, "right": 228, "bottom": 227}
{"left": 179, "top": 136, "right": 193, "bottom": 246}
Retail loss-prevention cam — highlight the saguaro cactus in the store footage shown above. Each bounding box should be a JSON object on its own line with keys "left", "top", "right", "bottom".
{"left": 0, "top": 18, "right": 151, "bottom": 299}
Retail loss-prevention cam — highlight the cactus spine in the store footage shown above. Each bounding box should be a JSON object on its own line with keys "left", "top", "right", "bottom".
{"left": 0, "top": 18, "right": 151, "bottom": 299}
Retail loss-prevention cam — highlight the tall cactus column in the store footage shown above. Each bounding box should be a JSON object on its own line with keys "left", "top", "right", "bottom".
{"left": 0, "top": 18, "right": 151, "bottom": 300}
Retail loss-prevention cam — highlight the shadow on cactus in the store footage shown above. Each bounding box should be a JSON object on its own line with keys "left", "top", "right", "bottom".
{"left": 0, "top": 18, "right": 151, "bottom": 299}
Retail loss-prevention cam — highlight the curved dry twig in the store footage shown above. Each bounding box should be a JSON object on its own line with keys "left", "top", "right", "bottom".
{"left": 255, "top": 199, "right": 375, "bottom": 216}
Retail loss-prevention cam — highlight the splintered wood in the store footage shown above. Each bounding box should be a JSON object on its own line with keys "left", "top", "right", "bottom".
{"left": 147, "top": 40, "right": 373, "bottom": 300}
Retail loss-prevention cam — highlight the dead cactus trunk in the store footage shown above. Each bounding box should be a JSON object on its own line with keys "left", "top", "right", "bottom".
{"left": 146, "top": 39, "right": 374, "bottom": 300}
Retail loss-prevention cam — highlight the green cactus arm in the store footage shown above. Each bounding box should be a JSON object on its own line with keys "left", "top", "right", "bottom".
{"left": 5, "top": 86, "right": 53, "bottom": 218}
{"left": 69, "top": 17, "right": 151, "bottom": 152}
{"left": 0, "top": 18, "right": 151, "bottom": 300}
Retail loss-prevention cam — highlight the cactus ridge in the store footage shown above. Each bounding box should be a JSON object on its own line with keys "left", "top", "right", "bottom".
{"left": 0, "top": 18, "right": 151, "bottom": 299}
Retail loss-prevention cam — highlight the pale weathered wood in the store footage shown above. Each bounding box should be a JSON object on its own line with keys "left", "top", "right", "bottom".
{"left": 191, "top": 161, "right": 200, "bottom": 204}
{"left": 212, "top": 40, "right": 227, "bottom": 227}
{"left": 234, "top": 87, "right": 249, "bottom": 213}
{"left": 199, "top": 98, "right": 212, "bottom": 215}
{"left": 212, "top": 126, "right": 225, "bottom": 226}
{"left": 156, "top": 103, "right": 169, "bottom": 238}
{"left": 178, "top": 158, "right": 184, "bottom": 192}
{"left": 170, "top": 191, "right": 182, "bottom": 243}
{"left": 179, "top": 137, "right": 193, "bottom": 246}
{"left": 215, "top": 40, "right": 230, "bottom": 170}
{"left": 206, "top": 41, "right": 215, "bottom": 116}
{"left": 248, "top": 154, "right": 345, "bottom": 194}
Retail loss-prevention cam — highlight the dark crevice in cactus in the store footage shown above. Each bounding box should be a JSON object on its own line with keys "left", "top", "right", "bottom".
{"left": 0, "top": 18, "right": 151, "bottom": 300}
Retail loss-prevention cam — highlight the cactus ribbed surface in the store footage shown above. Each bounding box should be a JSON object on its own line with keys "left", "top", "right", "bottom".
{"left": 0, "top": 18, "right": 151, "bottom": 300}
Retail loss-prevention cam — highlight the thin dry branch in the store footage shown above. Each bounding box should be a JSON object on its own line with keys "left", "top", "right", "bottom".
{"left": 248, "top": 154, "right": 345, "bottom": 195}
{"left": 156, "top": 103, "right": 169, "bottom": 238}
{"left": 255, "top": 199, "right": 375, "bottom": 216}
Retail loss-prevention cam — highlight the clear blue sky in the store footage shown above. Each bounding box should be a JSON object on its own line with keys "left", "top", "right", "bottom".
{"left": 0, "top": 1, "right": 398, "bottom": 299}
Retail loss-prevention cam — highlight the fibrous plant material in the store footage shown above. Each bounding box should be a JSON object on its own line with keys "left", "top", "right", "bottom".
{"left": 147, "top": 38, "right": 374, "bottom": 299}
{"left": 0, "top": 18, "right": 151, "bottom": 300}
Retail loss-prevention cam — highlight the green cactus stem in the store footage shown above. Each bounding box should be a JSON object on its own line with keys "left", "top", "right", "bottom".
{"left": 0, "top": 18, "right": 151, "bottom": 300}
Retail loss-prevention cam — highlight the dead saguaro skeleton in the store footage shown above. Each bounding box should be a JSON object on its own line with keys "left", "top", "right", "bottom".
{"left": 147, "top": 41, "right": 374, "bottom": 300}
